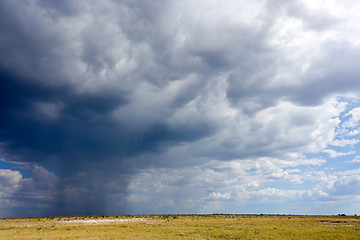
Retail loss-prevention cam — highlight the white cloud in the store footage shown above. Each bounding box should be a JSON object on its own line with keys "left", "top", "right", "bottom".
{"left": 0, "top": 169, "right": 22, "bottom": 191}
{"left": 343, "top": 107, "right": 360, "bottom": 128}
{"left": 162, "top": 98, "right": 344, "bottom": 163}
{"left": 323, "top": 149, "right": 355, "bottom": 158}
{"left": 0, "top": 166, "right": 60, "bottom": 217}
{"left": 350, "top": 155, "right": 360, "bottom": 163}
{"left": 337, "top": 168, "right": 360, "bottom": 176}
{"left": 251, "top": 188, "right": 310, "bottom": 199}
{"left": 331, "top": 138, "right": 360, "bottom": 147}
{"left": 209, "top": 192, "right": 231, "bottom": 200}
{"left": 126, "top": 155, "right": 341, "bottom": 213}
{"left": 332, "top": 175, "right": 360, "bottom": 196}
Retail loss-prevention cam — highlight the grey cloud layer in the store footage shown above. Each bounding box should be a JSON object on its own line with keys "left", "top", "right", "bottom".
{"left": 0, "top": 0, "right": 359, "bottom": 216}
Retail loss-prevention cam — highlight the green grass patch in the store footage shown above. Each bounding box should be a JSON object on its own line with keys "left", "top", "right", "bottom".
{"left": 0, "top": 214, "right": 359, "bottom": 239}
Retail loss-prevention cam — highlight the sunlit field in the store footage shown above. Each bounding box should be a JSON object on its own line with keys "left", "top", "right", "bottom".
{"left": 0, "top": 214, "right": 359, "bottom": 239}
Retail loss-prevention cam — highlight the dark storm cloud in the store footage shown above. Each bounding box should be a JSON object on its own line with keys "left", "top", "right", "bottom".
{"left": 0, "top": 66, "right": 204, "bottom": 215}
{"left": 1, "top": 0, "right": 360, "bottom": 217}
{"left": 0, "top": 0, "right": 219, "bottom": 216}
{"left": 0, "top": 66, "right": 210, "bottom": 169}
{"left": 0, "top": 69, "right": 119, "bottom": 161}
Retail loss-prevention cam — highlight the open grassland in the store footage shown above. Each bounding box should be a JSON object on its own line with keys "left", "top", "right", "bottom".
{"left": 0, "top": 214, "right": 359, "bottom": 239}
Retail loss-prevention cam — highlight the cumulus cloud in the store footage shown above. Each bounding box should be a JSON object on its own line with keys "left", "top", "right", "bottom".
{"left": 0, "top": 169, "right": 22, "bottom": 191}
{"left": 0, "top": 166, "right": 59, "bottom": 217}
{"left": 332, "top": 175, "right": 360, "bottom": 196}
{"left": 331, "top": 138, "right": 360, "bottom": 147}
{"left": 351, "top": 155, "right": 360, "bottom": 163}
{"left": 323, "top": 149, "right": 355, "bottom": 158}
{"left": 0, "top": 0, "right": 360, "bottom": 216}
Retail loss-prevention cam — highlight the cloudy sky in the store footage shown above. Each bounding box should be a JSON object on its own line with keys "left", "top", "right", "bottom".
{"left": 1, "top": 0, "right": 360, "bottom": 218}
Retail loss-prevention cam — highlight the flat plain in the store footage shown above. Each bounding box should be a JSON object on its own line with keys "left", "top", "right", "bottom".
{"left": 0, "top": 214, "right": 359, "bottom": 239}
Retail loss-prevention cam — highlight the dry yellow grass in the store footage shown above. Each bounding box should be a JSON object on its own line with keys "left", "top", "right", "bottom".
{"left": 0, "top": 214, "right": 359, "bottom": 239}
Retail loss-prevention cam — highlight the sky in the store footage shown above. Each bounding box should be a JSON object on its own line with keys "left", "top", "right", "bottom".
{"left": 1, "top": 0, "right": 360, "bottom": 218}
